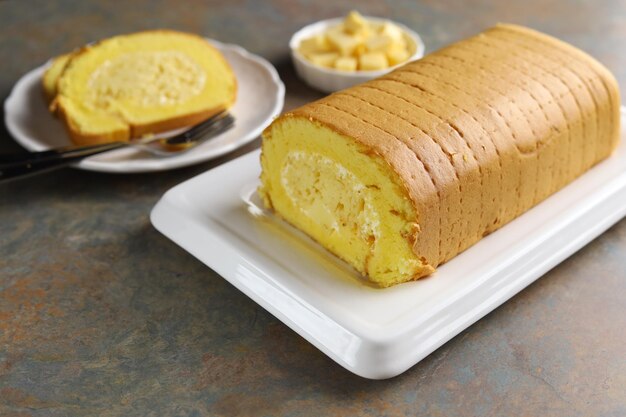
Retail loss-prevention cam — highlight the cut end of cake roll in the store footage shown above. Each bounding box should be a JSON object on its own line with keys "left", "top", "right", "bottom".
{"left": 51, "top": 30, "right": 237, "bottom": 145}
{"left": 259, "top": 114, "right": 435, "bottom": 287}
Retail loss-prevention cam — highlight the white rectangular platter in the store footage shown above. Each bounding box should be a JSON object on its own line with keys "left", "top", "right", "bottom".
{"left": 151, "top": 109, "right": 626, "bottom": 379}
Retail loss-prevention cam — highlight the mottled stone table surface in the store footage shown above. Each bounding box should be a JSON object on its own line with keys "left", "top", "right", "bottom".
{"left": 1, "top": 1, "right": 625, "bottom": 416}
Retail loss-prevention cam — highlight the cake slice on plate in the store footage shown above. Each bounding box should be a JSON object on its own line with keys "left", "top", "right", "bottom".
{"left": 47, "top": 30, "right": 237, "bottom": 145}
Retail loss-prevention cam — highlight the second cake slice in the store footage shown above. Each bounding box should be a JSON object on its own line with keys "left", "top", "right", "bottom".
{"left": 51, "top": 30, "right": 237, "bottom": 145}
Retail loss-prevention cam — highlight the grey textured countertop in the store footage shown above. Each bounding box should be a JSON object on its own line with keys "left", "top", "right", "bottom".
{"left": 1, "top": 1, "right": 625, "bottom": 416}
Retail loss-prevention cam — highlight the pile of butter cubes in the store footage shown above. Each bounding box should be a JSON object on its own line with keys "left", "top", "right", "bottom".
{"left": 298, "top": 11, "right": 413, "bottom": 72}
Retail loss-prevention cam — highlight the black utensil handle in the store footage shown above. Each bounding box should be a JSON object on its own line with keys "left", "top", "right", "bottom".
{"left": 0, "top": 142, "right": 126, "bottom": 182}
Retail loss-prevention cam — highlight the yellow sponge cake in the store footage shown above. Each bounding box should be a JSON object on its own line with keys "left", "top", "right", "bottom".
{"left": 42, "top": 53, "right": 72, "bottom": 102}
{"left": 259, "top": 24, "right": 621, "bottom": 287}
{"left": 48, "top": 30, "right": 237, "bottom": 145}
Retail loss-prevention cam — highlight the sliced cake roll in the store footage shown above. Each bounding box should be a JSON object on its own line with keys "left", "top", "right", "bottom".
{"left": 259, "top": 24, "right": 620, "bottom": 287}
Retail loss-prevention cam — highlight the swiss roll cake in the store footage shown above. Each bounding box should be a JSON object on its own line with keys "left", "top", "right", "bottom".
{"left": 259, "top": 23, "right": 621, "bottom": 287}
{"left": 48, "top": 30, "right": 237, "bottom": 145}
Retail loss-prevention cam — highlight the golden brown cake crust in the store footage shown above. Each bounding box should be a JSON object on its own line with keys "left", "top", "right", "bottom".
{"left": 55, "top": 100, "right": 129, "bottom": 145}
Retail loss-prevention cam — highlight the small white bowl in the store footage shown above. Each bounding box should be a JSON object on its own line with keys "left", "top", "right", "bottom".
{"left": 289, "top": 16, "right": 425, "bottom": 93}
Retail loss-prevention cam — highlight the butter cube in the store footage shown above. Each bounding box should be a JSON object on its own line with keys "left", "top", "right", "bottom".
{"left": 387, "top": 48, "right": 410, "bottom": 66}
{"left": 379, "top": 22, "right": 405, "bottom": 43}
{"left": 359, "top": 52, "right": 388, "bottom": 70}
{"left": 344, "top": 10, "right": 368, "bottom": 35}
{"left": 298, "top": 34, "right": 330, "bottom": 56}
{"left": 353, "top": 43, "right": 366, "bottom": 57}
{"left": 335, "top": 57, "right": 358, "bottom": 71}
{"left": 365, "top": 35, "right": 393, "bottom": 52}
{"left": 326, "top": 29, "right": 361, "bottom": 56}
{"left": 309, "top": 52, "right": 339, "bottom": 68}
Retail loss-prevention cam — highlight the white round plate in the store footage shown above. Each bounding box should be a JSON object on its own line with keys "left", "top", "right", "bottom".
{"left": 3, "top": 40, "right": 285, "bottom": 173}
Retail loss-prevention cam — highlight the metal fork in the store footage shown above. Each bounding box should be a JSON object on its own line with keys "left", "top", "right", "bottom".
{"left": 0, "top": 111, "right": 235, "bottom": 182}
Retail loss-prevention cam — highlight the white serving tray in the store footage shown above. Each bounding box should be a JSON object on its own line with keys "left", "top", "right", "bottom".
{"left": 151, "top": 108, "right": 626, "bottom": 379}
